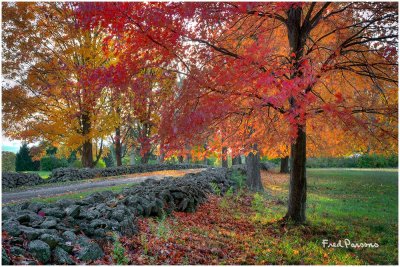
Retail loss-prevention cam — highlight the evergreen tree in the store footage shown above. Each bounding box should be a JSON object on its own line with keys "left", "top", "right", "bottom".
{"left": 15, "top": 143, "right": 39, "bottom": 171}
{"left": 103, "top": 151, "right": 115, "bottom": 167}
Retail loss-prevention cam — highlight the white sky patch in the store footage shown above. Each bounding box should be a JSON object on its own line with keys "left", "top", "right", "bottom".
{"left": 1, "top": 136, "right": 22, "bottom": 153}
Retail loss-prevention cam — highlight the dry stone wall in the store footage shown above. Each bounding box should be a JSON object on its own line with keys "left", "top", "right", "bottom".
{"left": 2, "top": 163, "right": 207, "bottom": 189}
{"left": 2, "top": 168, "right": 233, "bottom": 265}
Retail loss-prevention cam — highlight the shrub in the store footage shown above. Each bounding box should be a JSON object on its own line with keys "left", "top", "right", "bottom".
{"left": 210, "top": 182, "right": 221, "bottom": 196}
{"left": 2, "top": 151, "right": 16, "bottom": 172}
{"left": 96, "top": 159, "right": 106, "bottom": 168}
{"left": 252, "top": 192, "right": 266, "bottom": 221}
{"left": 112, "top": 233, "right": 129, "bottom": 265}
{"left": 16, "top": 144, "right": 40, "bottom": 171}
{"left": 103, "top": 152, "right": 114, "bottom": 167}
{"left": 70, "top": 160, "right": 83, "bottom": 168}
{"left": 40, "top": 156, "right": 68, "bottom": 171}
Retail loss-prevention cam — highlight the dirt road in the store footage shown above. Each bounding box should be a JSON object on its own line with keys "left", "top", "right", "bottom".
{"left": 2, "top": 168, "right": 204, "bottom": 204}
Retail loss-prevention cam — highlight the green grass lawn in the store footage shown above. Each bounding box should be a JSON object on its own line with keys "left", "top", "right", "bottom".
{"left": 258, "top": 168, "right": 398, "bottom": 264}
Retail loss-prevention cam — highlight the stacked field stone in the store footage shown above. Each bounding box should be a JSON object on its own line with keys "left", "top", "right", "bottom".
{"left": 2, "top": 163, "right": 207, "bottom": 189}
{"left": 2, "top": 168, "right": 233, "bottom": 265}
{"left": 2, "top": 172, "right": 45, "bottom": 189}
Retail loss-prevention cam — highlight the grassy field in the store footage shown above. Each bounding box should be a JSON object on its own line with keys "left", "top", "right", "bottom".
{"left": 264, "top": 168, "right": 398, "bottom": 264}
{"left": 109, "top": 168, "right": 397, "bottom": 264}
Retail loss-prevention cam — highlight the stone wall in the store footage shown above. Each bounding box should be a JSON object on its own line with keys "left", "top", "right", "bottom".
{"left": 2, "top": 172, "right": 45, "bottom": 189}
{"left": 2, "top": 168, "right": 233, "bottom": 265}
{"left": 47, "top": 163, "right": 208, "bottom": 183}
{"left": 2, "top": 163, "right": 207, "bottom": 189}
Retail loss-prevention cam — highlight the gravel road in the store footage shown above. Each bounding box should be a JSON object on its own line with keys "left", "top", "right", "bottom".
{"left": 2, "top": 168, "right": 204, "bottom": 204}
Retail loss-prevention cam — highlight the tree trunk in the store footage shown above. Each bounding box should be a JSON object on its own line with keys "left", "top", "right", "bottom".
{"left": 141, "top": 152, "right": 150, "bottom": 164}
{"left": 203, "top": 144, "right": 208, "bottom": 165}
{"left": 186, "top": 154, "right": 191, "bottom": 163}
{"left": 246, "top": 144, "right": 264, "bottom": 191}
{"left": 115, "top": 127, "right": 122, "bottom": 166}
{"left": 159, "top": 152, "right": 165, "bottom": 163}
{"left": 232, "top": 155, "right": 242, "bottom": 165}
{"left": 286, "top": 126, "right": 307, "bottom": 223}
{"left": 221, "top": 146, "right": 228, "bottom": 167}
{"left": 284, "top": 6, "right": 308, "bottom": 223}
{"left": 81, "top": 112, "right": 93, "bottom": 168}
{"left": 280, "top": 156, "right": 289, "bottom": 173}
{"left": 178, "top": 155, "right": 183, "bottom": 163}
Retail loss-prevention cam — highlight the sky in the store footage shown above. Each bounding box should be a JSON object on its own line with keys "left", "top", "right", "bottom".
{"left": 2, "top": 136, "right": 22, "bottom": 153}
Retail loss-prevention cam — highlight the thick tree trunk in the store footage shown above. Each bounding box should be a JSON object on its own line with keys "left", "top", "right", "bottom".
{"left": 232, "top": 155, "right": 242, "bottom": 165}
{"left": 280, "top": 156, "right": 289, "bottom": 173}
{"left": 82, "top": 141, "right": 93, "bottom": 168}
{"left": 115, "top": 127, "right": 122, "bottom": 166}
{"left": 286, "top": 126, "right": 307, "bottom": 223}
{"left": 141, "top": 152, "right": 150, "bottom": 164}
{"left": 81, "top": 112, "right": 93, "bottom": 168}
{"left": 221, "top": 146, "right": 228, "bottom": 167}
{"left": 284, "top": 6, "right": 308, "bottom": 223}
{"left": 246, "top": 144, "right": 264, "bottom": 191}
{"left": 178, "top": 155, "right": 184, "bottom": 163}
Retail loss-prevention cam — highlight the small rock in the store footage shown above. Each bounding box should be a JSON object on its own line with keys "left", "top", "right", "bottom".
{"left": 40, "top": 219, "right": 57, "bottom": 229}
{"left": 10, "top": 246, "right": 25, "bottom": 256}
{"left": 2, "top": 248, "right": 10, "bottom": 265}
{"left": 111, "top": 209, "right": 125, "bottom": 222}
{"left": 28, "top": 240, "right": 51, "bottom": 263}
{"left": 27, "top": 203, "right": 46, "bottom": 213}
{"left": 53, "top": 247, "right": 75, "bottom": 265}
{"left": 65, "top": 205, "right": 80, "bottom": 218}
{"left": 56, "top": 199, "right": 75, "bottom": 208}
{"left": 39, "top": 233, "right": 63, "bottom": 249}
{"left": 59, "top": 242, "right": 74, "bottom": 254}
{"left": 62, "top": 231, "right": 77, "bottom": 241}
{"left": 90, "top": 219, "right": 109, "bottom": 229}
{"left": 119, "top": 219, "right": 138, "bottom": 236}
{"left": 40, "top": 208, "right": 65, "bottom": 218}
{"left": 2, "top": 220, "right": 21, "bottom": 237}
{"left": 77, "top": 242, "right": 104, "bottom": 261}
{"left": 76, "top": 236, "right": 91, "bottom": 246}
{"left": 9, "top": 237, "right": 24, "bottom": 245}
{"left": 19, "top": 226, "right": 43, "bottom": 240}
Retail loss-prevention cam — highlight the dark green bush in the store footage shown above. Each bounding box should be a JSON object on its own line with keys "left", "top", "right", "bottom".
{"left": 2, "top": 151, "right": 16, "bottom": 172}
{"left": 40, "top": 156, "right": 68, "bottom": 171}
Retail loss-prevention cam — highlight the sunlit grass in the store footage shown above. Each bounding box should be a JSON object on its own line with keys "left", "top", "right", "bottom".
{"left": 258, "top": 168, "right": 398, "bottom": 264}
